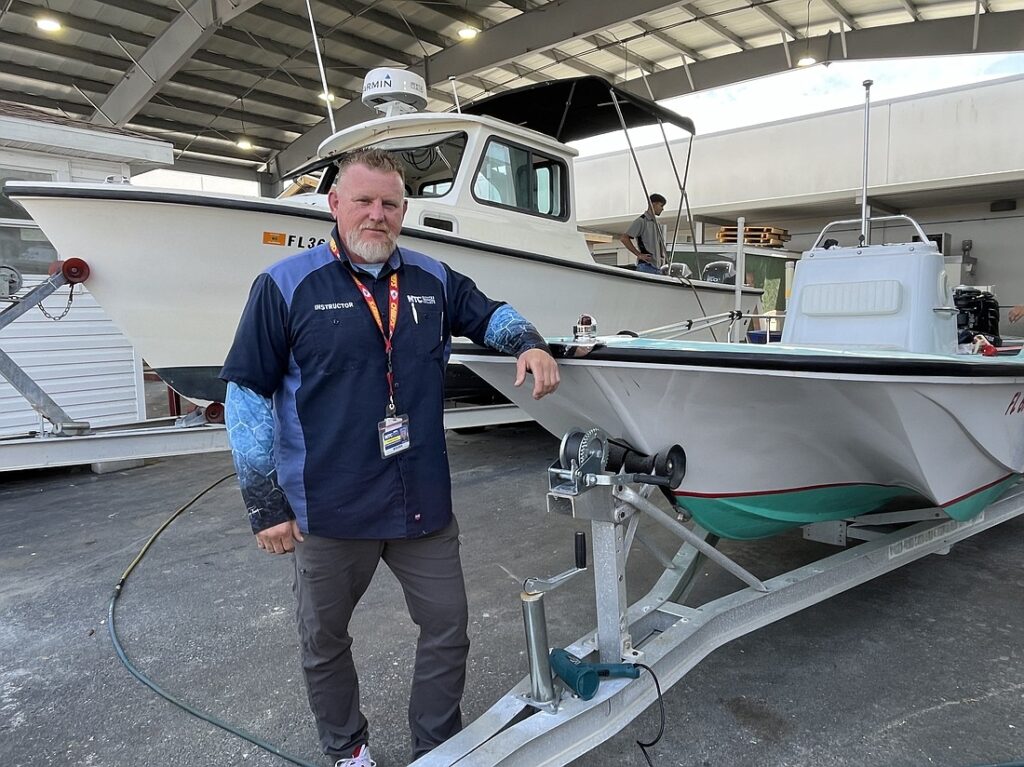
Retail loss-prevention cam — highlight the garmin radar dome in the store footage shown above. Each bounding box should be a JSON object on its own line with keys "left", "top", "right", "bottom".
{"left": 362, "top": 68, "right": 427, "bottom": 117}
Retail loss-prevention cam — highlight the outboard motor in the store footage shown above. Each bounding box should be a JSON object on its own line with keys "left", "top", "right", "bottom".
{"left": 668, "top": 262, "right": 693, "bottom": 279}
{"left": 702, "top": 260, "right": 735, "bottom": 284}
{"left": 954, "top": 287, "right": 1001, "bottom": 346}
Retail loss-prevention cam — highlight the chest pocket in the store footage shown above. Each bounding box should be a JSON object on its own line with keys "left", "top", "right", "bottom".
{"left": 408, "top": 308, "right": 444, "bottom": 358}
{"left": 311, "top": 313, "right": 374, "bottom": 373}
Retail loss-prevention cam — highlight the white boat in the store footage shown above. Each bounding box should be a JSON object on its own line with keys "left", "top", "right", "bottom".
{"left": 456, "top": 213, "right": 1024, "bottom": 539}
{"left": 4, "top": 75, "right": 758, "bottom": 403}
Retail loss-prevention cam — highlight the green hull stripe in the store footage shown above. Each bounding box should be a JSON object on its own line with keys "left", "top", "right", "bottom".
{"left": 678, "top": 477, "right": 1020, "bottom": 540}
{"left": 944, "top": 477, "right": 1020, "bottom": 521}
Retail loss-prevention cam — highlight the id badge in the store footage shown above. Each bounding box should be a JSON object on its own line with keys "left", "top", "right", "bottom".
{"left": 378, "top": 414, "right": 411, "bottom": 458}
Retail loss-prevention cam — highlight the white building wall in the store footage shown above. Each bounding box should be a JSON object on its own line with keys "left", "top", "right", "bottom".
{"left": 0, "top": 278, "right": 145, "bottom": 436}
{"left": 575, "top": 75, "right": 1024, "bottom": 223}
{"left": 0, "top": 148, "right": 131, "bottom": 183}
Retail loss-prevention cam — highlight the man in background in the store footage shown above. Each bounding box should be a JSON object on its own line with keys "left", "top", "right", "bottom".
{"left": 620, "top": 193, "right": 668, "bottom": 274}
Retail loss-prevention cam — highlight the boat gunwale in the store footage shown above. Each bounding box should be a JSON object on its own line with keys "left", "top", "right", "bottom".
{"left": 452, "top": 342, "right": 1024, "bottom": 378}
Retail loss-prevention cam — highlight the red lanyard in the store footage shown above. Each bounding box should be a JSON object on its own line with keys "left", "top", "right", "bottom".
{"left": 331, "top": 237, "right": 401, "bottom": 416}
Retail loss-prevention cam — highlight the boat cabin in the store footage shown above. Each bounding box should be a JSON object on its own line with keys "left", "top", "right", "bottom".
{"left": 284, "top": 74, "right": 696, "bottom": 268}
{"left": 310, "top": 112, "right": 589, "bottom": 262}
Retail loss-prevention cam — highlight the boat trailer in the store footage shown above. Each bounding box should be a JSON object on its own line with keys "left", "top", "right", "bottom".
{"left": 410, "top": 427, "right": 1024, "bottom": 766}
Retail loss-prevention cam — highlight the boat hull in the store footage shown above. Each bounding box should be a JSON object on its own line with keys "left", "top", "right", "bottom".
{"left": 456, "top": 342, "right": 1024, "bottom": 538}
{"left": 152, "top": 359, "right": 505, "bottom": 406}
{"left": 9, "top": 186, "right": 758, "bottom": 402}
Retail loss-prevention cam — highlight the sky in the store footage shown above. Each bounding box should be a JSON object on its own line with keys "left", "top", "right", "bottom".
{"left": 570, "top": 51, "right": 1024, "bottom": 156}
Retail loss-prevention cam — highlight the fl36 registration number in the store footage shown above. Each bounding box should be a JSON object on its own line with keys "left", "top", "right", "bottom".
{"left": 262, "top": 231, "right": 328, "bottom": 249}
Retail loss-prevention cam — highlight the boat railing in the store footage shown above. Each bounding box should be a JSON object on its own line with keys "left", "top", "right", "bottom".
{"left": 639, "top": 310, "right": 784, "bottom": 341}
{"left": 640, "top": 311, "right": 737, "bottom": 339}
{"left": 810, "top": 214, "right": 932, "bottom": 250}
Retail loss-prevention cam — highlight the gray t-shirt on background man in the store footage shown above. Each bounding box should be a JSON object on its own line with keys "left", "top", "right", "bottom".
{"left": 625, "top": 210, "right": 666, "bottom": 265}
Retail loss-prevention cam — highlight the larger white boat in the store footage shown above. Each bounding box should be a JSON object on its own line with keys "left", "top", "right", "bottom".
{"left": 4, "top": 74, "right": 758, "bottom": 403}
{"left": 456, "top": 213, "right": 1024, "bottom": 539}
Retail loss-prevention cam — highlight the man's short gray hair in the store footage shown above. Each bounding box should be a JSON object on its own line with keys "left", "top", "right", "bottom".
{"left": 335, "top": 148, "right": 406, "bottom": 188}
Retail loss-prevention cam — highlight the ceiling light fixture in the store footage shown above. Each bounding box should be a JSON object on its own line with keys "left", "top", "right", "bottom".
{"left": 36, "top": 16, "right": 61, "bottom": 32}
{"left": 457, "top": 26, "right": 478, "bottom": 40}
{"left": 797, "top": 0, "right": 815, "bottom": 68}
{"left": 236, "top": 97, "right": 254, "bottom": 151}
{"left": 318, "top": 91, "right": 335, "bottom": 102}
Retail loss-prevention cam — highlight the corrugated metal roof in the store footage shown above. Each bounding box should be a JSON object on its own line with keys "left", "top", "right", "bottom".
{"left": 0, "top": 0, "right": 1020, "bottom": 174}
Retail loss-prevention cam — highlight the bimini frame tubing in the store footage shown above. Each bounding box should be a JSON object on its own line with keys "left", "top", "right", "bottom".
{"left": 412, "top": 469, "right": 1024, "bottom": 767}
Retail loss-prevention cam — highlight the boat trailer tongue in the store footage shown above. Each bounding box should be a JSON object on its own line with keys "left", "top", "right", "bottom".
{"left": 411, "top": 427, "right": 1024, "bottom": 767}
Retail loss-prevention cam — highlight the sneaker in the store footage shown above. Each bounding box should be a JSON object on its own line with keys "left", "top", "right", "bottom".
{"left": 334, "top": 744, "right": 376, "bottom": 767}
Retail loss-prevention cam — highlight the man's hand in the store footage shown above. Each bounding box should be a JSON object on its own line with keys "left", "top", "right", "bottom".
{"left": 515, "top": 348, "right": 560, "bottom": 399}
{"left": 1010, "top": 305, "right": 1024, "bottom": 323}
{"left": 255, "top": 519, "right": 304, "bottom": 554}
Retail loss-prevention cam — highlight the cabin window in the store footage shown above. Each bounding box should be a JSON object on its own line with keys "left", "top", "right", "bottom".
{"left": 313, "top": 132, "right": 468, "bottom": 199}
{"left": 472, "top": 138, "right": 568, "bottom": 220}
{"left": 420, "top": 180, "right": 453, "bottom": 196}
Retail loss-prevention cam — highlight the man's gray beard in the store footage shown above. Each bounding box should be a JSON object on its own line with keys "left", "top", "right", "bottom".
{"left": 346, "top": 229, "right": 396, "bottom": 263}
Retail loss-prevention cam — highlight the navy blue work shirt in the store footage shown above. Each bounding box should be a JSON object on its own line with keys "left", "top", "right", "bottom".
{"left": 220, "top": 229, "right": 502, "bottom": 540}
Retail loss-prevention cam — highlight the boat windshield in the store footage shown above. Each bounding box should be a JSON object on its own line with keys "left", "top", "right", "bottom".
{"left": 315, "top": 131, "right": 468, "bottom": 199}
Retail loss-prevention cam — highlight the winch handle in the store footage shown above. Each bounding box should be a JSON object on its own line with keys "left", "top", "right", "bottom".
{"left": 631, "top": 473, "right": 673, "bottom": 488}
{"left": 523, "top": 532, "right": 589, "bottom": 594}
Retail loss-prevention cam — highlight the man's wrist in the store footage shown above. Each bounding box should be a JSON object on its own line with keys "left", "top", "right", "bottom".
{"left": 517, "top": 341, "right": 552, "bottom": 357}
{"left": 249, "top": 506, "right": 295, "bottom": 534}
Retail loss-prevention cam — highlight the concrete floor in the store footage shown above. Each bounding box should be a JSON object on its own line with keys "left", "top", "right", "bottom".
{"left": 1, "top": 423, "right": 1023, "bottom": 767}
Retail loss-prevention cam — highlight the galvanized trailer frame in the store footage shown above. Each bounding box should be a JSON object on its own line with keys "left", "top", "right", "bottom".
{"left": 413, "top": 467, "right": 1024, "bottom": 767}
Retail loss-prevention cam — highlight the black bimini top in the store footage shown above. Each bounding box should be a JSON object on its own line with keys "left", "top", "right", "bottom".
{"left": 462, "top": 75, "right": 696, "bottom": 143}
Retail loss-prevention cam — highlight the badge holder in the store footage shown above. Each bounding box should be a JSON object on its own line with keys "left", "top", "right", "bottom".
{"left": 379, "top": 399, "right": 410, "bottom": 459}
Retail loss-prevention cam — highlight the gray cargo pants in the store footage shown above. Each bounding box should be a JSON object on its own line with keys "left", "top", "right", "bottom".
{"left": 292, "top": 517, "right": 469, "bottom": 761}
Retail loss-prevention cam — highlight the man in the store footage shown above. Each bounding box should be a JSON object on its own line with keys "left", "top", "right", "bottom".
{"left": 619, "top": 193, "right": 668, "bottom": 274}
{"left": 220, "top": 148, "right": 559, "bottom": 767}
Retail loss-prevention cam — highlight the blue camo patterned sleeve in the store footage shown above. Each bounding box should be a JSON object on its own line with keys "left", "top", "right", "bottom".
{"left": 483, "top": 304, "right": 550, "bottom": 357}
{"left": 225, "top": 381, "right": 294, "bottom": 533}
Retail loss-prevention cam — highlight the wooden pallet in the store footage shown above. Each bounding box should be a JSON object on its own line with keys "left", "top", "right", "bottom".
{"left": 716, "top": 225, "right": 792, "bottom": 248}
{"left": 718, "top": 225, "right": 790, "bottom": 236}
{"left": 717, "top": 235, "right": 791, "bottom": 246}
{"left": 716, "top": 239, "right": 786, "bottom": 248}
